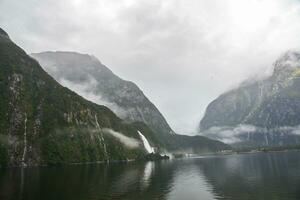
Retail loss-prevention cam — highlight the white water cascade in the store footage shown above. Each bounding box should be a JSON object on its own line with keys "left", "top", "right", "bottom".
{"left": 138, "top": 131, "right": 154, "bottom": 153}
{"left": 22, "top": 113, "right": 27, "bottom": 167}
{"left": 94, "top": 114, "right": 108, "bottom": 160}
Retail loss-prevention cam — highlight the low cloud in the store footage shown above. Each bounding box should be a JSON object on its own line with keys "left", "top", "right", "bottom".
{"left": 60, "top": 77, "right": 129, "bottom": 119}
{"left": 102, "top": 128, "right": 140, "bottom": 148}
{"left": 201, "top": 124, "right": 300, "bottom": 144}
{"left": 200, "top": 124, "right": 256, "bottom": 144}
{"left": 2, "top": 0, "right": 300, "bottom": 134}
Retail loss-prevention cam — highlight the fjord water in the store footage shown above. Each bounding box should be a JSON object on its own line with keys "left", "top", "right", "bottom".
{"left": 1, "top": 152, "right": 300, "bottom": 200}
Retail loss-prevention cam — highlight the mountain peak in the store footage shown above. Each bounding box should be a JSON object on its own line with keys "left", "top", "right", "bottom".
{"left": 200, "top": 50, "right": 300, "bottom": 147}
{"left": 31, "top": 51, "right": 97, "bottom": 62}
{"left": 32, "top": 51, "right": 176, "bottom": 137}
{"left": 274, "top": 51, "right": 300, "bottom": 74}
{"left": 0, "top": 28, "right": 9, "bottom": 38}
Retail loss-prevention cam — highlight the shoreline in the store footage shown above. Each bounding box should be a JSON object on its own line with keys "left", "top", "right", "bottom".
{"left": 3, "top": 149, "right": 300, "bottom": 168}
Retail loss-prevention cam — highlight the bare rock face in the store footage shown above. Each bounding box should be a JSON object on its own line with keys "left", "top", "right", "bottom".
{"left": 30, "top": 52, "right": 230, "bottom": 153}
{"left": 200, "top": 51, "right": 300, "bottom": 147}
{"left": 31, "top": 52, "right": 175, "bottom": 139}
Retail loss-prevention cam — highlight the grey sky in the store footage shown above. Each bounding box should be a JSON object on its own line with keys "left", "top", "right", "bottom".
{"left": 1, "top": 0, "right": 300, "bottom": 134}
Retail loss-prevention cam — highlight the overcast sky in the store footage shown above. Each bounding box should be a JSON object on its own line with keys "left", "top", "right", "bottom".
{"left": 1, "top": 0, "right": 300, "bottom": 134}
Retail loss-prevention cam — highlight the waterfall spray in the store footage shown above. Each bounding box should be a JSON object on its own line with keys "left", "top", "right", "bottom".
{"left": 138, "top": 131, "right": 154, "bottom": 153}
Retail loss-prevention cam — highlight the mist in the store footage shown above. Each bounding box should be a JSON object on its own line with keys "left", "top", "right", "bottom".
{"left": 60, "top": 77, "right": 130, "bottom": 119}
{"left": 201, "top": 124, "right": 300, "bottom": 144}
{"left": 102, "top": 128, "right": 140, "bottom": 149}
{"left": 2, "top": 0, "right": 300, "bottom": 134}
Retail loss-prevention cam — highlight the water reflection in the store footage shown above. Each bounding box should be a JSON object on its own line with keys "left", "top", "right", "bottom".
{"left": 197, "top": 152, "right": 300, "bottom": 200}
{"left": 167, "top": 164, "right": 216, "bottom": 200}
{"left": 1, "top": 152, "right": 300, "bottom": 200}
{"left": 141, "top": 162, "right": 154, "bottom": 190}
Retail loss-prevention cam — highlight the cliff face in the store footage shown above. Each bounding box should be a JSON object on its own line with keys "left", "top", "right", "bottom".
{"left": 0, "top": 28, "right": 231, "bottom": 167}
{"left": 31, "top": 52, "right": 231, "bottom": 151}
{"left": 0, "top": 28, "right": 163, "bottom": 166}
{"left": 31, "top": 52, "right": 175, "bottom": 139}
{"left": 200, "top": 51, "right": 300, "bottom": 147}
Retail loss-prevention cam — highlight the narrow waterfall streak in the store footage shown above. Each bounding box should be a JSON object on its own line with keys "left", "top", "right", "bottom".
{"left": 94, "top": 114, "right": 108, "bottom": 160}
{"left": 265, "top": 133, "right": 269, "bottom": 145}
{"left": 138, "top": 131, "right": 154, "bottom": 153}
{"left": 22, "top": 114, "right": 27, "bottom": 166}
{"left": 94, "top": 115, "right": 103, "bottom": 141}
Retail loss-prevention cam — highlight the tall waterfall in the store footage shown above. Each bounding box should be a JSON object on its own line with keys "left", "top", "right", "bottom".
{"left": 138, "top": 131, "right": 154, "bottom": 153}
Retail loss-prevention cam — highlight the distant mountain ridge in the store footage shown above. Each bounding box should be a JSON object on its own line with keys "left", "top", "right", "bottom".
{"left": 0, "top": 28, "right": 230, "bottom": 166}
{"left": 31, "top": 51, "right": 175, "bottom": 139}
{"left": 200, "top": 51, "right": 300, "bottom": 147}
{"left": 0, "top": 28, "right": 166, "bottom": 166}
{"left": 31, "top": 51, "right": 231, "bottom": 152}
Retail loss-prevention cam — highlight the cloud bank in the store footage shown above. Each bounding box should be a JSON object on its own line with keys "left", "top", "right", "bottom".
{"left": 2, "top": 0, "right": 300, "bottom": 134}
{"left": 201, "top": 124, "right": 300, "bottom": 144}
{"left": 60, "top": 77, "right": 130, "bottom": 119}
{"left": 102, "top": 128, "right": 140, "bottom": 148}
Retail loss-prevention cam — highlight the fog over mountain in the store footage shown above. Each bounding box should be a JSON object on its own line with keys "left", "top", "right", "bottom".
{"left": 199, "top": 51, "right": 300, "bottom": 147}
{"left": 2, "top": 0, "right": 300, "bottom": 134}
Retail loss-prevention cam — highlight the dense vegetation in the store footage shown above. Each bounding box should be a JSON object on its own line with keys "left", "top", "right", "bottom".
{"left": 0, "top": 28, "right": 161, "bottom": 166}
{"left": 0, "top": 28, "right": 230, "bottom": 166}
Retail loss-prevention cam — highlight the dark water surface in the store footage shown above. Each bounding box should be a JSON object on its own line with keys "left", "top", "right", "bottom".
{"left": 1, "top": 151, "right": 300, "bottom": 200}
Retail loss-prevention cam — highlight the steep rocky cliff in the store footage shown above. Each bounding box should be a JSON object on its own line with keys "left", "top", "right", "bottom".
{"left": 0, "top": 28, "right": 230, "bottom": 166}
{"left": 31, "top": 52, "right": 174, "bottom": 138}
{"left": 31, "top": 51, "right": 231, "bottom": 151}
{"left": 200, "top": 51, "right": 300, "bottom": 147}
{"left": 0, "top": 28, "right": 163, "bottom": 166}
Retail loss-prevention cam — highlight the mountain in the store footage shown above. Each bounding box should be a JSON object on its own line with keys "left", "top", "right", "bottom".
{"left": 0, "top": 28, "right": 165, "bottom": 166}
{"left": 31, "top": 51, "right": 174, "bottom": 139}
{"left": 31, "top": 51, "right": 231, "bottom": 151}
{"left": 200, "top": 51, "right": 300, "bottom": 147}
{"left": 0, "top": 28, "right": 230, "bottom": 166}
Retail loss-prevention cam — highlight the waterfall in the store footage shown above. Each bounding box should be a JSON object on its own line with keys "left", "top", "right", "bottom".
{"left": 265, "top": 132, "right": 269, "bottom": 145}
{"left": 138, "top": 131, "right": 154, "bottom": 153}
{"left": 22, "top": 114, "right": 27, "bottom": 166}
{"left": 95, "top": 114, "right": 108, "bottom": 160}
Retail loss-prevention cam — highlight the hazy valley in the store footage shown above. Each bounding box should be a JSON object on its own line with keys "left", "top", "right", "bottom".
{"left": 2, "top": 1, "right": 300, "bottom": 199}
